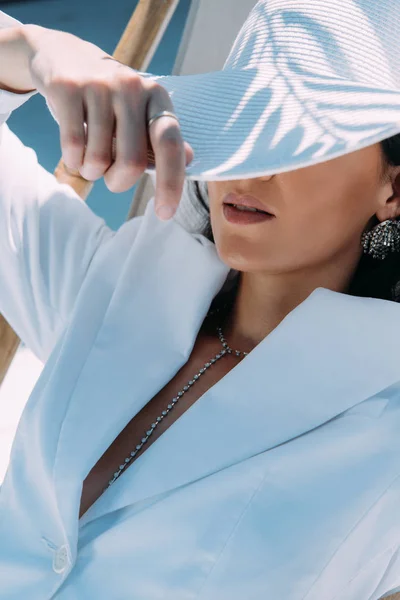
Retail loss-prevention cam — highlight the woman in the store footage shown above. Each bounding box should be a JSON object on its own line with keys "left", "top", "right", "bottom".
{"left": 1, "top": 1, "right": 400, "bottom": 599}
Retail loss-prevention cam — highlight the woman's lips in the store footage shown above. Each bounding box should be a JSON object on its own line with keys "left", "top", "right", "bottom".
{"left": 222, "top": 192, "right": 276, "bottom": 225}
{"left": 223, "top": 204, "right": 275, "bottom": 225}
{"left": 222, "top": 192, "right": 276, "bottom": 215}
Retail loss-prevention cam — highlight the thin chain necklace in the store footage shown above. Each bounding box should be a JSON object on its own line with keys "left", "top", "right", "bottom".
{"left": 104, "top": 299, "right": 247, "bottom": 491}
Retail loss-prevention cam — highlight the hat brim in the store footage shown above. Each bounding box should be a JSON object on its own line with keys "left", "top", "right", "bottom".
{"left": 141, "top": 60, "right": 400, "bottom": 181}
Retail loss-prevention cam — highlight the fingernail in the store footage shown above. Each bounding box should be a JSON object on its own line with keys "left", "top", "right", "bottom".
{"left": 80, "top": 166, "right": 95, "bottom": 181}
{"left": 156, "top": 205, "right": 175, "bottom": 220}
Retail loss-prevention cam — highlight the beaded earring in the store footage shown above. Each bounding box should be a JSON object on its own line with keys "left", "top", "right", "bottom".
{"left": 361, "top": 219, "right": 400, "bottom": 260}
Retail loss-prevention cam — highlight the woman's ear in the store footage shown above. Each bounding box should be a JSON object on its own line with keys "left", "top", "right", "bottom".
{"left": 375, "top": 167, "right": 400, "bottom": 222}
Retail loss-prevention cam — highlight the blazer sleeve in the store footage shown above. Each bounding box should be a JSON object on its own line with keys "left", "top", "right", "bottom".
{"left": 372, "top": 545, "right": 400, "bottom": 599}
{"left": 0, "top": 38, "right": 116, "bottom": 364}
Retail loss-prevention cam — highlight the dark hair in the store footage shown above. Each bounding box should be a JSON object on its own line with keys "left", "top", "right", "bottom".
{"left": 187, "top": 135, "right": 400, "bottom": 303}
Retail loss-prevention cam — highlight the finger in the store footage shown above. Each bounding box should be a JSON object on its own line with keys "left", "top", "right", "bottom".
{"left": 51, "top": 85, "right": 86, "bottom": 171}
{"left": 103, "top": 77, "right": 148, "bottom": 193}
{"left": 148, "top": 135, "right": 194, "bottom": 168}
{"left": 147, "top": 88, "right": 186, "bottom": 220}
{"left": 184, "top": 140, "right": 194, "bottom": 166}
{"left": 79, "top": 81, "right": 115, "bottom": 181}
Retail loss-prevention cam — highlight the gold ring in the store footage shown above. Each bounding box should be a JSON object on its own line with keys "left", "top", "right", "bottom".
{"left": 147, "top": 111, "right": 180, "bottom": 129}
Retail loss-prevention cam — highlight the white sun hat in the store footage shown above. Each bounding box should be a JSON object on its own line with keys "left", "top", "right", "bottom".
{"left": 141, "top": 0, "right": 400, "bottom": 182}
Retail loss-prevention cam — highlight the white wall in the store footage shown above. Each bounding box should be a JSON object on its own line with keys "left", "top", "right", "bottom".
{"left": 174, "top": 0, "right": 256, "bottom": 75}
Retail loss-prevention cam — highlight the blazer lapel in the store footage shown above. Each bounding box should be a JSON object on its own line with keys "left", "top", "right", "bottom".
{"left": 80, "top": 286, "right": 400, "bottom": 526}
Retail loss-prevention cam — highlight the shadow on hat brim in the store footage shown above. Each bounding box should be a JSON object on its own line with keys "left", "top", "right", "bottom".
{"left": 141, "top": 60, "right": 400, "bottom": 181}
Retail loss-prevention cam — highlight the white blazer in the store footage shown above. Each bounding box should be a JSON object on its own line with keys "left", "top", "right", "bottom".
{"left": 2, "top": 10, "right": 400, "bottom": 600}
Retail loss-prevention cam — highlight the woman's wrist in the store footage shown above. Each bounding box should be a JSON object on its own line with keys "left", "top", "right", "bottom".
{"left": 0, "top": 24, "right": 40, "bottom": 94}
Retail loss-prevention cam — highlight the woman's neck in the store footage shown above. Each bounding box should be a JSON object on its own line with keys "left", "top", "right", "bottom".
{"left": 220, "top": 267, "right": 356, "bottom": 353}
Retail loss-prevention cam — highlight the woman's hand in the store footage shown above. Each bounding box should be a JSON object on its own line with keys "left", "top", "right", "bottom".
{"left": 23, "top": 24, "right": 194, "bottom": 220}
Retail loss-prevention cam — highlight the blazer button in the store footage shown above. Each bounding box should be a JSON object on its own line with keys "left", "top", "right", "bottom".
{"left": 52, "top": 544, "right": 71, "bottom": 574}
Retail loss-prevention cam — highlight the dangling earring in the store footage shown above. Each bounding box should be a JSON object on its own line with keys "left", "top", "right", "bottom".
{"left": 361, "top": 219, "right": 400, "bottom": 260}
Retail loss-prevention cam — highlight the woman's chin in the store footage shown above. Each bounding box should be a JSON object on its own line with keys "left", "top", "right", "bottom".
{"left": 215, "top": 244, "right": 266, "bottom": 273}
{"left": 211, "top": 220, "right": 278, "bottom": 272}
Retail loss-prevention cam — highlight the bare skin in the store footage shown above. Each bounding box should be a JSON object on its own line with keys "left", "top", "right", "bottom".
{"left": 208, "top": 145, "right": 400, "bottom": 349}
{"left": 79, "top": 312, "right": 238, "bottom": 519}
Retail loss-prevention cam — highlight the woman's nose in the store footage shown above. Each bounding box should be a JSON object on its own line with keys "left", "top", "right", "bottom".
{"left": 233, "top": 174, "right": 275, "bottom": 191}
{"left": 258, "top": 174, "right": 275, "bottom": 182}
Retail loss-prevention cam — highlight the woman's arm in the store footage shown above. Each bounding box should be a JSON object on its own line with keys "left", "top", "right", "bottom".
{"left": 0, "top": 24, "right": 37, "bottom": 94}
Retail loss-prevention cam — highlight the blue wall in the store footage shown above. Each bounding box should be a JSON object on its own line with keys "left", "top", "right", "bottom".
{"left": 3, "top": 0, "right": 192, "bottom": 230}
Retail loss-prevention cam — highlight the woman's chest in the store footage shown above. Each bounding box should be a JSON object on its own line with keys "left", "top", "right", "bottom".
{"left": 78, "top": 332, "right": 235, "bottom": 519}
